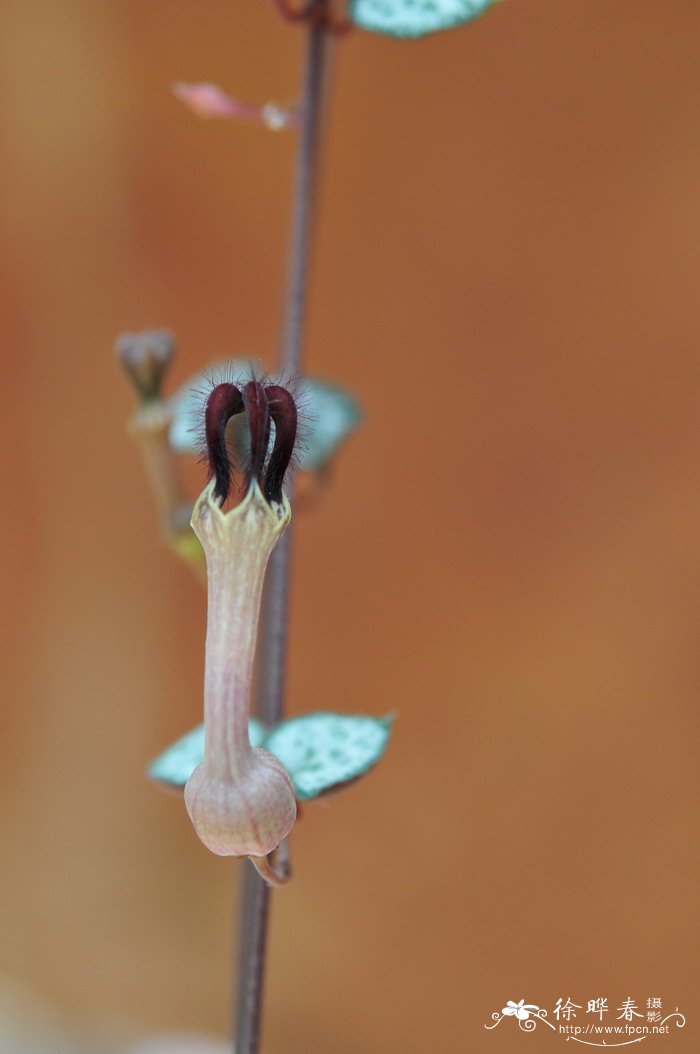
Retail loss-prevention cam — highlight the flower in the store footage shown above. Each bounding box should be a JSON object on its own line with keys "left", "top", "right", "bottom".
{"left": 115, "top": 329, "right": 203, "bottom": 577}
{"left": 184, "top": 381, "right": 298, "bottom": 885}
{"left": 502, "top": 1000, "right": 538, "bottom": 1021}
{"left": 172, "top": 82, "right": 298, "bottom": 130}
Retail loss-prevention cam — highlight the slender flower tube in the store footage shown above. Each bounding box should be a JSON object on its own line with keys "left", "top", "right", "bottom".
{"left": 185, "top": 381, "right": 298, "bottom": 885}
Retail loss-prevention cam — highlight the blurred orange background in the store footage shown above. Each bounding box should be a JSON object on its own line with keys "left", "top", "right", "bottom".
{"left": 1, "top": 1, "right": 699, "bottom": 1051}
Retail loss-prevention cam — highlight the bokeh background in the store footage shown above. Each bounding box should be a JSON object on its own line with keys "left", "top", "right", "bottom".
{"left": 1, "top": 1, "right": 699, "bottom": 1051}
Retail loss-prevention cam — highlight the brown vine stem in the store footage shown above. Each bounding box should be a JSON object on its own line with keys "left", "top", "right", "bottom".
{"left": 234, "top": 4, "right": 331, "bottom": 1053}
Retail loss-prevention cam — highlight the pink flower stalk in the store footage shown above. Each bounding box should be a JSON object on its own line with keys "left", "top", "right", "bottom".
{"left": 172, "top": 82, "right": 298, "bottom": 130}
{"left": 184, "top": 382, "right": 298, "bottom": 885}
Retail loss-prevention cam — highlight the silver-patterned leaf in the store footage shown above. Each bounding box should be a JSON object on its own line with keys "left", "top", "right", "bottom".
{"left": 264, "top": 713, "right": 393, "bottom": 801}
{"left": 149, "top": 713, "right": 392, "bottom": 799}
{"left": 298, "top": 378, "right": 362, "bottom": 471}
{"left": 349, "top": 0, "right": 495, "bottom": 38}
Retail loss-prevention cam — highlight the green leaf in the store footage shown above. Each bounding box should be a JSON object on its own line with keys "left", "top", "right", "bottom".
{"left": 264, "top": 713, "right": 393, "bottom": 801}
{"left": 148, "top": 713, "right": 393, "bottom": 800}
{"left": 148, "top": 718, "right": 266, "bottom": 789}
{"left": 298, "top": 378, "right": 362, "bottom": 471}
{"left": 349, "top": 0, "right": 495, "bottom": 38}
{"left": 167, "top": 362, "right": 362, "bottom": 472}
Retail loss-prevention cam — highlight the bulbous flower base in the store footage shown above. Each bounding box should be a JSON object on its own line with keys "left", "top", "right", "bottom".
{"left": 184, "top": 748, "right": 297, "bottom": 858}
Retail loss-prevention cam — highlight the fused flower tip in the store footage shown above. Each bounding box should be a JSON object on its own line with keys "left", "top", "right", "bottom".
{"left": 204, "top": 380, "right": 298, "bottom": 505}
{"left": 115, "top": 329, "right": 175, "bottom": 402}
{"left": 185, "top": 382, "right": 298, "bottom": 879}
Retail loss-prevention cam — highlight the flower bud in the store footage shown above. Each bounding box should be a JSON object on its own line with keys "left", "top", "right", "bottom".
{"left": 115, "top": 329, "right": 175, "bottom": 403}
